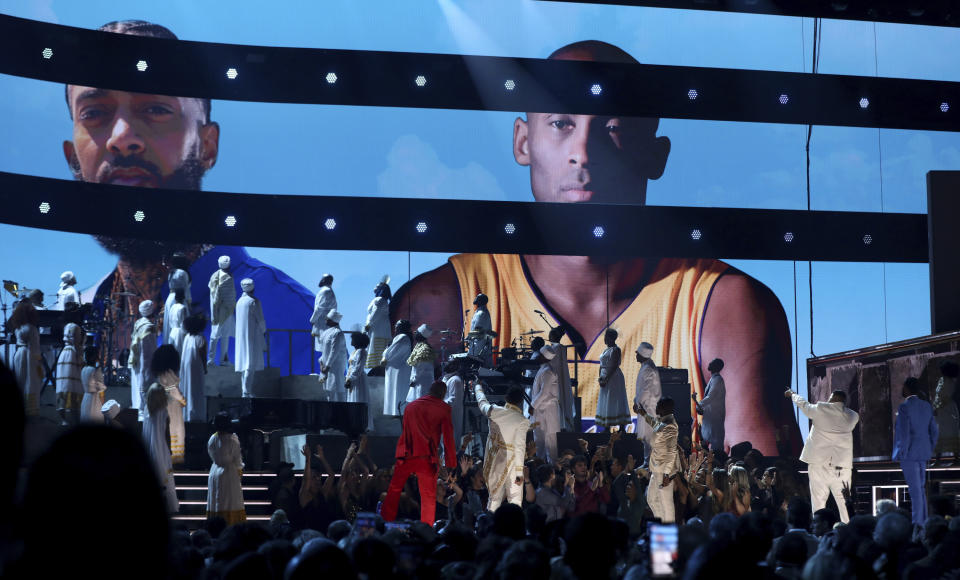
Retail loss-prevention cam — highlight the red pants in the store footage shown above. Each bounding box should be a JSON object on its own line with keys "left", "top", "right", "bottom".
{"left": 381, "top": 456, "right": 438, "bottom": 524}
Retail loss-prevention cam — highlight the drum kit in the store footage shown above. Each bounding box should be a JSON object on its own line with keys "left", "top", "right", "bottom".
{"left": 437, "top": 326, "right": 545, "bottom": 370}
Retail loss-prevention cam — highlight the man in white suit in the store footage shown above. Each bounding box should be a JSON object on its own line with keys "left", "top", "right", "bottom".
{"left": 474, "top": 382, "right": 531, "bottom": 512}
{"left": 786, "top": 388, "right": 859, "bottom": 523}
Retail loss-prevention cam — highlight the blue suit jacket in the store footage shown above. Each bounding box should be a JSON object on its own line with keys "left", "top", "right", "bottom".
{"left": 892, "top": 396, "right": 938, "bottom": 462}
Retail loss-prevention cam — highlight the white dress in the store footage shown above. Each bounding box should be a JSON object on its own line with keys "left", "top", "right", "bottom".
{"left": 310, "top": 286, "right": 337, "bottom": 351}
{"left": 406, "top": 343, "right": 436, "bottom": 403}
{"left": 207, "top": 431, "right": 246, "bottom": 526}
{"left": 163, "top": 268, "right": 191, "bottom": 342}
{"left": 550, "top": 342, "right": 576, "bottom": 431}
{"left": 382, "top": 334, "right": 412, "bottom": 415}
{"left": 164, "top": 381, "right": 187, "bottom": 464}
{"left": 166, "top": 302, "right": 187, "bottom": 352}
{"left": 443, "top": 372, "right": 465, "bottom": 447}
{"left": 234, "top": 294, "right": 266, "bottom": 373}
{"left": 318, "top": 326, "right": 348, "bottom": 401}
{"left": 364, "top": 296, "right": 391, "bottom": 369}
{"left": 180, "top": 334, "right": 207, "bottom": 422}
{"left": 596, "top": 346, "right": 630, "bottom": 427}
{"left": 80, "top": 366, "right": 106, "bottom": 422}
{"left": 143, "top": 395, "right": 178, "bottom": 513}
{"left": 531, "top": 363, "right": 561, "bottom": 462}
{"left": 129, "top": 317, "right": 157, "bottom": 420}
{"left": 346, "top": 347, "right": 373, "bottom": 431}
{"left": 13, "top": 324, "right": 41, "bottom": 415}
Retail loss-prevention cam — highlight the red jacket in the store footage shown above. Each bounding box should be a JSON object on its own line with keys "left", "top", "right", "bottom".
{"left": 395, "top": 395, "right": 456, "bottom": 468}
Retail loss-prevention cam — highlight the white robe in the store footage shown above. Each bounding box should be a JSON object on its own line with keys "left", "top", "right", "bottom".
{"left": 550, "top": 342, "right": 577, "bottom": 431}
{"left": 443, "top": 373, "right": 465, "bottom": 447}
{"left": 381, "top": 334, "right": 412, "bottom": 415}
{"left": 80, "top": 366, "right": 106, "bottom": 422}
{"left": 55, "top": 342, "right": 83, "bottom": 410}
{"left": 346, "top": 347, "right": 373, "bottom": 431}
{"left": 634, "top": 360, "right": 662, "bottom": 445}
{"left": 208, "top": 269, "right": 236, "bottom": 340}
{"left": 475, "top": 385, "right": 530, "bottom": 511}
{"left": 129, "top": 317, "right": 157, "bottom": 419}
{"left": 407, "top": 360, "right": 435, "bottom": 403}
{"left": 166, "top": 383, "right": 187, "bottom": 464}
{"left": 234, "top": 293, "right": 266, "bottom": 373}
{"left": 143, "top": 400, "right": 178, "bottom": 513}
{"left": 13, "top": 324, "right": 41, "bottom": 414}
{"left": 318, "top": 326, "right": 348, "bottom": 401}
{"left": 166, "top": 303, "right": 187, "bottom": 352}
{"left": 699, "top": 373, "right": 726, "bottom": 451}
{"left": 207, "top": 431, "right": 245, "bottom": 523}
{"left": 54, "top": 285, "right": 80, "bottom": 311}
{"left": 310, "top": 286, "right": 337, "bottom": 351}
{"left": 163, "top": 268, "right": 191, "bottom": 342}
{"left": 364, "top": 296, "right": 391, "bottom": 369}
{"left": 531, "top": 363, "right": 561, "bottom": 462}
{"left": 180, "top": 334, "right": 207, "bottom": 422}
{"left": 468, "top": 309, "right": 493, "bottom": 366}
{"left": 596, "top": 346, "right": 630, "bottom": 427}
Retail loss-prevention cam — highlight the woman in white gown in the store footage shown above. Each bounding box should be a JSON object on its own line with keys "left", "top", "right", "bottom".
{"left": 144, "top": 345, "right": 182, "bottom": 513}
{"left": 406, "top": 324, "right": 436, "bottom": 403}
{"left": 166, "top": 290, "right": 187, "bottom": 352}
{"left": 8, "top": 300, "right": 42, "bottom": 415}
{"left": 163, "top": 254, "right": 192, "bottom": 343}
{"left": 381, "top": 320, "right": 413, "bottom": 416}
{"left": 80, "top": 345, "right": 107, "bottom": 422}
{"left": 207, "top": 412, "right": 246, "bottom": 526}
{"left": 179, "top": 314, "right": 208, "bottom": 423}
{"left": 595, "top": 328, "right": 630, "bottom": 431}
{"left": 346, "top": 332, "right": 373, "bottom": 432}
{"left": 364, "top": 276, "right": 392, "bottom": 369}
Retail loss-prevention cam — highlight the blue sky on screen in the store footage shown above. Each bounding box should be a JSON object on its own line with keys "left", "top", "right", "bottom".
{"left": 0, "top": 0, "right": 952, "bottom": 406}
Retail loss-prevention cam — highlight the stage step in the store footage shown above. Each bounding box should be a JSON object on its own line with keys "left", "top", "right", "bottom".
{"left": 170, "top": 470, "right": 304, "bottom": 522}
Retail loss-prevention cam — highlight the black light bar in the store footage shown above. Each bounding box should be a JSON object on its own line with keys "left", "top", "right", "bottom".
{"left": 543, "top": 0, "right": 960, "bottom": 29}
{"left": 1, "top": 14, "right": 959, "bottom": 132}
{"left": 0, "top": 171, "right": 927, "bottom": 263}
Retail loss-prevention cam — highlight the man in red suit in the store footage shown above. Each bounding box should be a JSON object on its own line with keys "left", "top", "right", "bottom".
{"left": 381, "top": 380, "right": 457, "bottom": 524}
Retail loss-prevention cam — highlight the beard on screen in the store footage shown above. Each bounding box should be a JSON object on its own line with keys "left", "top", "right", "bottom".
{"left": 90, "top": 153, "right": 208, "bottom": 265}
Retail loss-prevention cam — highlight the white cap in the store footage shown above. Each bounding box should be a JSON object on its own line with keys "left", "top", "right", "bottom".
{"left": 138, "top": 300, "right": 155, "bottom": 317}
{"left": 417, "top": 324, "right": 434, "bottom": 338}
{"left": 101, "top": 400, "right": 121, "bottom": 420}
{"left": 327, "top": 309, "right": 343, "bottom": 323}
{"left": 540, "top": 345, "right": 556, "bottom": 360}
{"left": 218, "top": 255, "right": 231, "bottom": 269}
{"left": 636, "top": 342, "right": 654, "bottom": 358}
{"left": 60, "top": 270, "right": 76, "bottom": 283}
{"left": 240, "top": 278, "right": 255, "bottom": 292}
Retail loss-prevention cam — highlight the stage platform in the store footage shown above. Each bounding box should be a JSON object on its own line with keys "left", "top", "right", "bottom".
{"left": 850, "top": 460, "right": 960, "bottom": 516}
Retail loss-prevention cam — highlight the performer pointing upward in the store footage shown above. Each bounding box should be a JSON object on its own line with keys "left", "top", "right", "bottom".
{"left": 473, "top": 382, "right": 531, "bottom": 512}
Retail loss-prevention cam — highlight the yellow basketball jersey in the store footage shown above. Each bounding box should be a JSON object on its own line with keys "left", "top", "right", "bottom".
{"left": 448, "top": 254, "right": 728, "bottom": 420}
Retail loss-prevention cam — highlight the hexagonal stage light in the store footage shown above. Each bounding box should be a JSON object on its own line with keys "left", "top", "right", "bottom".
{"left": 224, "top": 215, "right": 237, "bottom": 227}
{"left": 688, "top": 89, "right": 698, "bottom": 100}
{"left": 590, "top": 84, "right": 603, "bottom": 96}
{"left": 134, "top": 210, "right": 146, "bottom": 222}
{"left": 691, "top": 229, "right": 703, "bottom": 241}
{"left": 226, "top": 67, "right": 239, "bottom": 80}
{"left": 415, "top": 75, "right": 427, "bottom": 87}
{"left": 784, "top": 232, "right": 795, "bottom": 243}
{"left": 779, "top": 94, "right": 789, "bottom": 105}
{"left": 592, "top": 225, "right": 605, "bottom": 238}
{"left": 136, "top": 60, "right": 148, "bottom": 72}
{"left": 326, "top": 72, "right": 337, "bottom": 84}
{"left": 416, "top": 221, "right": 428, "bottom": 233}
{"left": 41, "top": 47, "right": 53, "bottom": 59}
{"left": 324, "top": 218, "right": 337, "bottom": 231}
{"left": 38, "top": 201, "right": 51, "bottom": 214}
{"left": 941, "top": 102, "right": 950, "bottom": 113}
{"left": 504, "top": 223, "right": 516, "bottom": 234}
{"left": 859, "top": 97, "right": 869, "bottom": 109}
{"left": 504, "top": 79, "right": 516, "bottom": 91}
{"left": 863, "top": 234, "right": 873, "bottom": 245}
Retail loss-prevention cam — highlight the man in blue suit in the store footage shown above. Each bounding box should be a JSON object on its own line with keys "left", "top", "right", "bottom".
{"left": 893, "top": 377, "right": 939, "bottom": 526}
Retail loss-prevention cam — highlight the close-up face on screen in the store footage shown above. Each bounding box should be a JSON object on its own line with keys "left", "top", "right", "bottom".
{"left": 0, "top": 0, "right": 953, "bottom": 458}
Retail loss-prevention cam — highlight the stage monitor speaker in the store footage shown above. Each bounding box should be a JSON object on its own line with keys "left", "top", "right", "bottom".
{"left": 928, "top": 171, "right": 960, "bottom": 334}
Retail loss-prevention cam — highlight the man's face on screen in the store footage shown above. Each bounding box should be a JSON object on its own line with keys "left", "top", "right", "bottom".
{"left": 63, "top": 87, "right": 218, "bottom": 190}
{"left": 513, "top": 112, "right": 669, "bottom": 205}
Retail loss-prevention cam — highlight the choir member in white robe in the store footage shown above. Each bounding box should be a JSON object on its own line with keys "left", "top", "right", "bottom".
{"left": 145, "top": 345, "right": 182, "bottom": 513}
{"left": 468, "top": 293, "right": 494, "bottom": 368}
{"left": 129, "top": 300, "right": 158, "bottom": 421}
{"left": 634, "top": 342, "right": 662, "bottom": 466}
{"left": 531, "top": 346, "right": 562, "bottom": 463}
{"left": 442, "top": 360, "right": 466, "bottom": 447}
{"left": 152, "top": 345, "right": 186, "bottom": 464}
{"left": 163, "top": 253, "right": 192, "bottom": 342}
{"left": 9, "top": 301, "right": 42, "bottom": 415}
{"left": 80, "top": 346, "right": 106, "bottom": 423}
{"left": 406, "top": 324, "right": 437, "bottom": 403}
{"left": 381, "top": 320, "right": 413, "bottom": 416}
{"left": 364, "top": 276, "right": 392, "bottom": 369}
{"left": 310, "top": 274, "right": 337, "bottom": 352}
{"left": 596, "top": 328, "right": 630, "bottom": 430}
{"left": 54, "top": 270, "right": 80, "bottom": 311}
{"left": 180, "top": 314, "right": 208, "bottom": 422}
{"left": 474, "top": 382, "right": 531, "bottom": 511}
{"left": 694, "top": 358, "right": 727, "bottom": 452}
{"left": 55, "top": 323, "right": 84, "bottom": 425}
{"left": 346, "top": 332, "right": 373, "bottom": 432}
{"left": 235, "top": 279, "right": 267, "bottom": 398}
{"left": 318, "top": 310, "right": 348, "bottom": 402}
{"left": 207, "top": 413, "right": 246, "bottom": 526}
{"left": 548, "top": 327, "right": 577, "bottom": 432}
{"left": 208, "top": 255, "right": 236, "bottom": 366}
{"left": 165, "top": 290, "right": 187, "bottom": 352}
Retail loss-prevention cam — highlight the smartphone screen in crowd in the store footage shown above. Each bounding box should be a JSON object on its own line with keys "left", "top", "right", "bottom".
{"left": 648, "top": 522, "right": 679, "bottom": 578}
